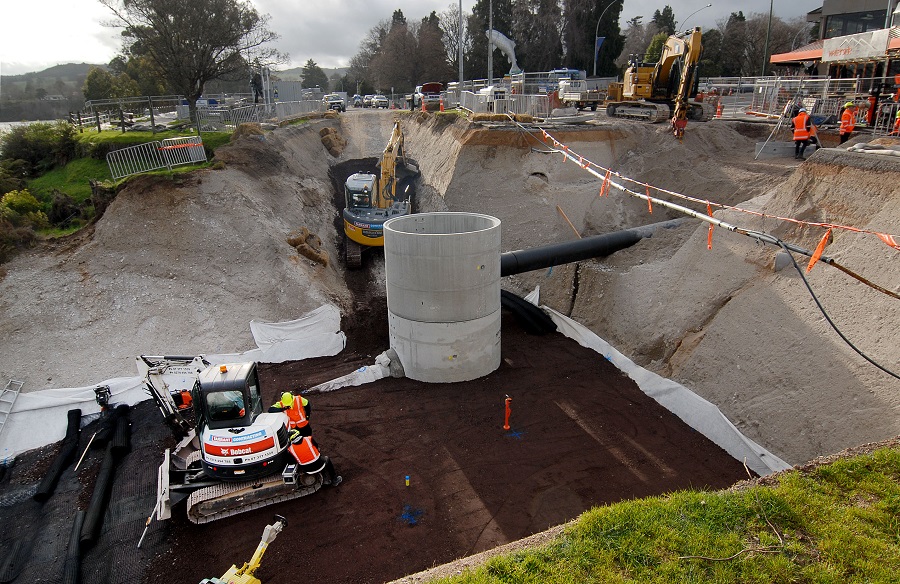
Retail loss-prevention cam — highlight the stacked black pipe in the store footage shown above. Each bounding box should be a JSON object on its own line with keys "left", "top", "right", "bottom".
{"left": 33, "top": 409, "right": 82, "bottom": 503}
{"left": 62, "top": 511, "right": 85, "bottom": 584}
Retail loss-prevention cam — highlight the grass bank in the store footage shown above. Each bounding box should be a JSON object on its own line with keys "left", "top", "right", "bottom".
{"left": 430, "top": 443, "right": 900, "bottom": 584}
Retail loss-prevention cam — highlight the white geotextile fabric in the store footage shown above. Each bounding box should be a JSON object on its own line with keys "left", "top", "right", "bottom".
{"left": 0, "top": 305, "right": 346, "bottom": 460}
{"left": 305, "top": 351, "right": 393, "bottom": 393}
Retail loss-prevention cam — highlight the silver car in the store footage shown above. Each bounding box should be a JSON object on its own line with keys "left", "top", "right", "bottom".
{"left": 372, "top": 95, "right": 389, "bottom": 109}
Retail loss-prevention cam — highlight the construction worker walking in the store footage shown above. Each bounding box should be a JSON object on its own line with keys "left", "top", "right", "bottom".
{"left": 839, "top": 102, "right": 858, "bottom": 144}
{"left": 792, "top": 107, "right": 812, "bottom": 160}
{"left": 269, "top": 391, "right": 312, "bottom": 437}
{"left": 288, "top": 430, "right": 342, "bottom": 487}
{"left": 890, "top": 110, "right": 900, "bottom": 136}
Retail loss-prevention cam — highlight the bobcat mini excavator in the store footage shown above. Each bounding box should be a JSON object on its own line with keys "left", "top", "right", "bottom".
{"left": 139, "top": 356, "right": 323, "bottom": 524}
{"left": 342, "top": 121, "right": 419, "bottom": 268}
{"left": 605, "top": 27, "right": 714, "bottom": 137}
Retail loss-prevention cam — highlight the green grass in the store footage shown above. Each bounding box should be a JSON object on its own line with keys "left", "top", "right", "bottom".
{"left": 27, "top": 157, "right": 109, "bottom": 203}
{"left": 433, "top": 446, "right": 900, "bottom": 584}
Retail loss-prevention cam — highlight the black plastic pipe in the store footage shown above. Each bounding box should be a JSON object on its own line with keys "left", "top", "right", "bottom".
{"left": 33, "top": 409, "right": 82, "bottom": 503}
{"left": 500, "top": 220, "right": 686, "bottom": 276}
{"left": 80, "top": 443, "right": 115, "bottom": 549}
{"left": 63, "top": 510, "right": 85, "bottom": 584}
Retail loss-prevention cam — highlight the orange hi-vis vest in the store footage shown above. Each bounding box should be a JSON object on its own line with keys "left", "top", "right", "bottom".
{"left": 288, "top": 435, "right": 326, "bottom": 473}
{"left": 840, "top": 109, "right": 855, "bottom": 135}
{"left": 793, "top": 112, "right": 810, "bottom": 140}
{"left": 286, "top": 395, "right": 308, "bottom": 430}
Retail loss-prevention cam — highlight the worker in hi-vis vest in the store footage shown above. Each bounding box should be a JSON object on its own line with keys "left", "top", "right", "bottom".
{"left": 288, "top": 430, "right": 342, "bottom": 487}
{"left": 269, "top": 391, "right": 312, "bottom": 437}
{"left": 839, "top": 102, "right": 857, "bottom": 144}
{"left": 792, "top": 107, "right": 812, "bottom": 160}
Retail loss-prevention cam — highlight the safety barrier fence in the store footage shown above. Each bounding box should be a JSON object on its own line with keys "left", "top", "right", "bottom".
{"left": 106, "top": 136, "right": 206, "bottom": 180}
{"left": 459, "top": 91, "right": 551, "bottom": 118}
{"left": 873, "top": 102, "right": 900, "bottom": 136}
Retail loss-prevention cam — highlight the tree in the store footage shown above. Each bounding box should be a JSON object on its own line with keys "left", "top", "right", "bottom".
{"left": 468, "top": 0, "right": 515, "bottom": 81}
{"left": 617, "top": 16, "right": 652, "bottom": 68}
{"left": 301, "top": 60, "right": 329, "bottom": 90}
{"left": 644, "top": 31, "right": 668, "bottom": 63}
{"left": 439, "top": 3, "right": 472, "bottom": 79}
{"left": 697, "top": 28, "right": 724, "bottom": 77}
{"left": 82, "top": 67, "right": 115, "bottom": 102}
{"left": 509, "top": 0, "right": 563, "bottom": 73}
{"left": 562, "top": 0, "right": 624, "bottom": 76}
{"left": 651, "top": 5, "right": 675, "bottom": 35}
{"left": 100, "top": 0, "right": 284, "bottom": 120}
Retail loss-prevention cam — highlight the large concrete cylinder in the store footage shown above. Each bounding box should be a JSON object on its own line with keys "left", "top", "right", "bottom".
{"left": 383, "top": 212, "right": 502, "bottom": 383}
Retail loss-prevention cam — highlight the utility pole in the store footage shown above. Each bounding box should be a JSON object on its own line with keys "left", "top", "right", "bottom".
{"left": 459, "top": 0, "right": 464, "bottom": 85}
{"left": 761, "top": 0, "right": 773, "bottom": 77}
{"left": 488, "top": 0, "right": 493, "bottom": 86}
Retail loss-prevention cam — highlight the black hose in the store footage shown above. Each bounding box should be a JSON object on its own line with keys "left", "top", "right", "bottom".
{"left": 62, "top": 510, "right": 85, "bottom": 584}
{"left": 33, "top": 409, "right": 82, "bottom": 503}
{"left": 79, "top": 443, "right": 115, "bottom": 549}
{"left": 500, "top": 290, "right": 557, "bottom": 335}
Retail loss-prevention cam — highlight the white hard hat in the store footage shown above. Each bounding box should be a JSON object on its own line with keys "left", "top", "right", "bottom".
{"left": 798, "top": 108, "right": 806, "bottom": 113}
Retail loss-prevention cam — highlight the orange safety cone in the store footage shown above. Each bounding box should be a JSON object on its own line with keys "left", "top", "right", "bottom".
{"left": 715, "top": 101, "right": 723, "bottom": 119}
{"left": 440, "top": 97, "right": 444, "bottom": 112}
{"left": 421, "top": 99, "right": 426, "bottom": 113}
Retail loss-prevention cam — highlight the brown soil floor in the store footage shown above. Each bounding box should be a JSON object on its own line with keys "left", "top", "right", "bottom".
{"left": 148, "top": 308, "right": 748, "bottom": 584}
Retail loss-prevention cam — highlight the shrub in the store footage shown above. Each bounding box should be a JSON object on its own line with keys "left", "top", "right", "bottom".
{"left": 0, "top": 121, "right": 78, "bottom": 176}
{"left": 1, "top": 189, "right": 49, "bottom": 229}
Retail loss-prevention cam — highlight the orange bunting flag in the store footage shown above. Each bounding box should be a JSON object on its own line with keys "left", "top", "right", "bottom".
{"left": 806, "top": 229, "right": 832, "bottom": 273}
{"left": 876, "top": 232, "right": 900, "bottom": 250}
{"left": 706, "top": 202, "right": 714, "bottom": 250}
{"left": 600, "top": 170, "right": 611, "bottom": 197}
{"left": 646, "top": 185, "right": 653, "bottom": 213}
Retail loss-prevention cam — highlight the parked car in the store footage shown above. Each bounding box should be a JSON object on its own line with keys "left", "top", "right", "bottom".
{"left": 324, "top": 93, "right": 346, "bottom": 112}
{"left": 372, "top": 94, "right": 389, "bottom": 109}
{"left": 363, "top": 94, "right": 375, "bottom": 108}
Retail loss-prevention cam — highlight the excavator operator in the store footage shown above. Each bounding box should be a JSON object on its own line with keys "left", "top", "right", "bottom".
{"left": 269, "top": 391, "right": 312, "bottom": 437}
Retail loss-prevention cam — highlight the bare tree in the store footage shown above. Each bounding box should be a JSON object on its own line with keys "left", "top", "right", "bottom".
{"left": 439, "top": 3, "right": 472, "bottom": 78}
{"left": 99, "top": 0, "right": 284, "bottom": 119}
{"left": 616, "top": 15, "right": 651, "bottom": 68}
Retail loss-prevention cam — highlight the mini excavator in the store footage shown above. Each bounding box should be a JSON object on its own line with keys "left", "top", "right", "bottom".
{"left": 199, "top": 515, "right": 287, "bottom": 584}
{"left": 139, "top": 356, "right": 324, "bottom": 524}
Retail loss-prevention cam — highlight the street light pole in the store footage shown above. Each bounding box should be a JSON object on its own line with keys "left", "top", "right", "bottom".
{"left": 593, "top": 1, "right": 617, "bottom": 78}
{"left": 459, "top": 0, "right": 464, "bottom": 85}
{"left": 762, "top": 0, "right": 773, "bottom": 77}
{"left": 675, "top": 3, "right": 712, "bottom": 31}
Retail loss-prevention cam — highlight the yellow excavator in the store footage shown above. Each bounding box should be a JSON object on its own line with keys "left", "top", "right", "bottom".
{"left": 605, "top": 27, "right": 714, "bottom": 137}
{"left": 342, "top": 121, "right": 419, "bottom": 268}
{"left": 199, "top": 515, "right": 286, "bottom": 584}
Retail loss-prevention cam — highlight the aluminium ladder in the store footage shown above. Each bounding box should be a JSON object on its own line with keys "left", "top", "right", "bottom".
{"left": 0, "top": 379, "right": 24, "bottom": 448}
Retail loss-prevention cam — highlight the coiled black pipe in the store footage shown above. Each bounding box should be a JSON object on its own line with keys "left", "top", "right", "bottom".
{"left": 500, "top": 220, "right": 684, "bottom": 277}
{"left": 62, "top": 510, "right": 85, "bottom": 584}
{"left": 111, "top": 404, "right": 131, "bottom": 459}
{"left": 33, "top": 409, "right": 82, "bottom": 503}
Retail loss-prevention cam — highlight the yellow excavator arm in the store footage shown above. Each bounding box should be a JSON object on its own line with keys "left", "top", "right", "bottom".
{"left": 200, "top": 515, "right": 287, "bottom": 584}
{"left": 377, "top": 121, "right": 405, "bottom": 207}
{"left": 668, "top": 28, "right": 704, "bottom": 137}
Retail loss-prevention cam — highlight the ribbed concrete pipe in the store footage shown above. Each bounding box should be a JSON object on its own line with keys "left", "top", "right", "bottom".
{"left": 384, "top": 212, "right": 502, "bottom": 383}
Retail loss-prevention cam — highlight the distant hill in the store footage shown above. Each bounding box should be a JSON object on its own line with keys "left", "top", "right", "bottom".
{"left": 1, "top": 62, "right": 105, "bottom": 83}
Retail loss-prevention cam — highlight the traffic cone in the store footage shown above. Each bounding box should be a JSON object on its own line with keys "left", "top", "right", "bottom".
{"left": 715, "top": 101, "right": 723, "bottom": 119}
{"left": 440, "top": 97, "right": 444, "bottom": 112}
{"left": 421, "top": 100, "right": 426, "bottom": 113}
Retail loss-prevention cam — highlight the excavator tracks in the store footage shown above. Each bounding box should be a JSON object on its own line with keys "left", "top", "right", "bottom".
{"left": 345, "top": 237, "right": 363, "bottom": 269}
{"left": 606, "top": 101, "right": 671, "bottom": 123}
{"left": 186, "top": 472, "right": 322, "bottom": 524}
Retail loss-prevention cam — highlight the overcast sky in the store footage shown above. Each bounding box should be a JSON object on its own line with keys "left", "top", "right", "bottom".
{"left": 1, "top": 0, "right": 823, "bottom": 76}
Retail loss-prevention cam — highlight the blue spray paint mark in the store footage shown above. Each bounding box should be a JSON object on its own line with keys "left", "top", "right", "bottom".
{"left": 505, "top": 430, "right": 525, "bottom": 440}
{"left": 399, "top": 505, "right": 424, "bottom": 526}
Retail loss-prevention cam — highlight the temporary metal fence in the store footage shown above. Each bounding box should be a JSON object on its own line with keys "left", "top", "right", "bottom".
{"left": 873, "top": 101, "right": 900, "bottom": 136}
{"left": 106, "top": 136, "right": 206, "bottom": 180}
{"left": 460, "top": 91, "right": 552, "bottom": 118}
{"left": 747, "top": 77, "right": 861, "bottom": 122}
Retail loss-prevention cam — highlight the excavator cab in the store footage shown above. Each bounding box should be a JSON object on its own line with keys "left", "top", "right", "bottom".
{"left": 194, "top": 363, "right": 263, "bottom": 431}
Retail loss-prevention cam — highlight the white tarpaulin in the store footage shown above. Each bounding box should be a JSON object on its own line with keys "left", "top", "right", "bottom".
{"left": 0, "top": 305, "right": 346, "bottom": 460}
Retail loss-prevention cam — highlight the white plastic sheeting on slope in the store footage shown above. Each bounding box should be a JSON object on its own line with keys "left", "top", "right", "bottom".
{"left": 0, "top": 306, "right": 346, "bottom": 460}
{"left": 530, "top": 297, "right": 791, "bottom": 475}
